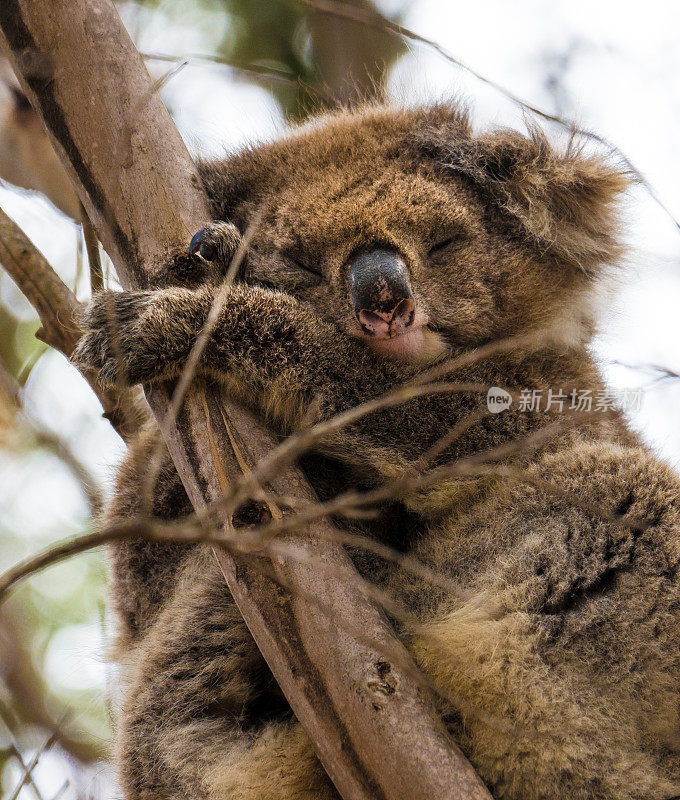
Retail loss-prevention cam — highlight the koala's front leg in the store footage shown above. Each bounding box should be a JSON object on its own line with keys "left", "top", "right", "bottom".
{"left": 73, "top": 282, "right": 392, "bottom": 430}
{"left": 74, "top": 285, "right": 209, "bottom": 387}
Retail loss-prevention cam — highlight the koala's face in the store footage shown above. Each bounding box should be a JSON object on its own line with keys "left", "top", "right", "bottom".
{"left": 200, "top": 105, "right": 627, "bottom": 362}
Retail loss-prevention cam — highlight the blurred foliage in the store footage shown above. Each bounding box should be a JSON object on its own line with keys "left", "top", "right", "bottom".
{"left": 0, "top": 381, "right": 111, "bottom": 798}
{"left": 139, "top": 0, "right": 407, "bottom": 116}
{"left": 0, "top": 307, "right": 40, "bottom": 383}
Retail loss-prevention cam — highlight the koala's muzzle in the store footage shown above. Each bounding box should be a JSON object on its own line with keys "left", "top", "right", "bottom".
{"left": 347, "top": 248, "right": 415, "bottom": 338}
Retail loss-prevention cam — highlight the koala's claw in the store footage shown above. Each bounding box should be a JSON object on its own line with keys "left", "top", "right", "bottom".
{"left": 188, "top": 222, "right": 241, "bottom": 268}
{"left": 73, "top": 330, "right": 125, "bottom": 388}
{"left": 73, "top": 291, "right": 153, "bottom": 388}
{"left": 189, "top": 228, "right": 216, "bottom": 262}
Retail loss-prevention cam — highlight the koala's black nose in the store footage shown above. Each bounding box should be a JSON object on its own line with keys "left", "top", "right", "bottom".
{"left": 347, "top": 248, "right": 415, "bottom": 338}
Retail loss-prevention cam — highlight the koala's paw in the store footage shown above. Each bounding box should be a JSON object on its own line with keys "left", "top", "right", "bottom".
{"left": 73, "top": 291, "right": 156, "bottom": 387}
{"left": 189, "top": 222, "right": 242, "bottom": 270}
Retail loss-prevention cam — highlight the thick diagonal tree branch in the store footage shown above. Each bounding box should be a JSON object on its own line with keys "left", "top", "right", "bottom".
{"left": 0, "top": 2, "right": 491, "bottom": 798}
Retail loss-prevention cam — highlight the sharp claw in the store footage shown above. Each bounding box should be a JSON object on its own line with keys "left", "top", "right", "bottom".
{"left": 189, "top": 228, "right": 217, "bottom": 263}
{"left": 189, "top": 229, "right": 204, "bottom": 256}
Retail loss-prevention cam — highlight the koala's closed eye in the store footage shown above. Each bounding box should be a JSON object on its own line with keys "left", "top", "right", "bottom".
{"left": 427, "top": 230, "right": 469, "bottom": 260}
{"left": 285, "top": 252, "right": 324, "bottom": 281}
{"left": 246, "top": 248, "right": 324, "bottom": 292}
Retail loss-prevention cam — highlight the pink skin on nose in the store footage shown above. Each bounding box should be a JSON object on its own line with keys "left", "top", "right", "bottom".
{"left": 357, "top": 298, "right": 416, "bottom": 339}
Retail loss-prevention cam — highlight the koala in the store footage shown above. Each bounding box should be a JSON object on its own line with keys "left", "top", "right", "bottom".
{"left": 74, "top": 104, "right": 680, "bottom": 800}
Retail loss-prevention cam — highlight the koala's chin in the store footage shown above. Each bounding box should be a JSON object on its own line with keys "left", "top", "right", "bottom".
{"left": 359, "top": 325, "right": 447, "bottom": 363}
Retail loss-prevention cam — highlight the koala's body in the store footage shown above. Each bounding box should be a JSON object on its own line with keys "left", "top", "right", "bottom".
{"left": 77, "top": 104, "right": 680, "bottom": 800}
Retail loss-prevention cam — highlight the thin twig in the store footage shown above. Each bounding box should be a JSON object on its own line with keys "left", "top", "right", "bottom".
{"left": 6, "top": 727, "right": 61, "bottom": 800}
{"left": 79, "top": 202, "right": 103, "bottom": 293}
{"left": 0, "top": 461, "right": 641, "bottom": 744}
{"left": 141, "top": 208, "right": 264, "bottom": 513}
{"left": 0, "top": 710, "right": 47, "bottom": 800}
{"left": 0, "top": 518, "right": 203, "bottom": 599}
{"left": 220, "top": 413, "right": 593, "bottom": 548}
{"left": 0, "top": 614, "right": 105, "bottom": 764}
{"left": 6, "top": 745, "right": 47, "bottom": 800}
{"left": 411, "top": 330, "right": 549, "bottom": 387}
{"left": 142, "top": 51, "right": 335, "bottom": 106}
{"left": 1, "top": 359, "right": 103, "bottom": 515}
{"left": 48, "top": 781, "right": 70, "bottom": 800}
{"left": 221, "top": 379, "right": 488, "bottom": 519}
{"left": 0, "top": 407, "right": 647, "bottom": 605}
{"left": 292, "top": 0, "right": 680, "bottom": 231}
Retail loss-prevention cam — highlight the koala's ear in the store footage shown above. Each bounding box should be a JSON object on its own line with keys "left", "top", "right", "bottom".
{"left": 448, "top": 128, "right": 630, "bottom": 272}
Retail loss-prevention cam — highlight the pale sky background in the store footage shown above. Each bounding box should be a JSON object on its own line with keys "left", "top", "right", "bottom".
{"left": 1, "top": 1, "right": 680, "bottom": 796}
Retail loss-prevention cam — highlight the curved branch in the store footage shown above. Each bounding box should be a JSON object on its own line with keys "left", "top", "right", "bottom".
{"left": 0, "top": 204, "right": 141, "bottom": 440}
{"left": 0, "top": 3, "right": 492, "bottom": 798}
{"left": 0, "top": 204, "right": 80, "bottom": 354}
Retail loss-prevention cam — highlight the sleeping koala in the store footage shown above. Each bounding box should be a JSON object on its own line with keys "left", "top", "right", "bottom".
{"left": 74, "top": 103, "right": 680, "bottom": 800}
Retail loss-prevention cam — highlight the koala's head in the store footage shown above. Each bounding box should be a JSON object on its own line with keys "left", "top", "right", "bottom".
{"left": 197, "top": 104, "right": 629, "bottom": 362}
